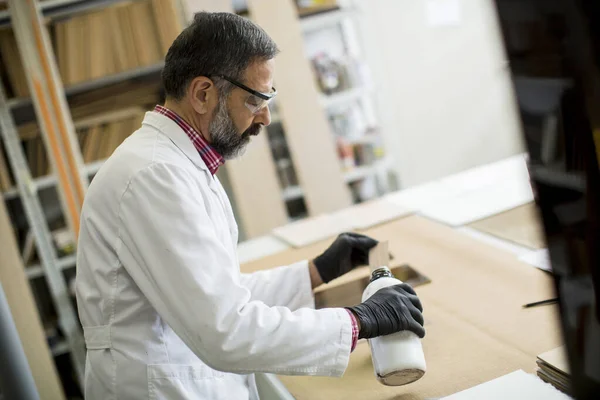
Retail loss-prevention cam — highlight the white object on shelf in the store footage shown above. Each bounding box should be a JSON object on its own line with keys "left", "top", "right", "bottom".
{"left": 320, "top": 86, "right": 366, "bottom": 109}
{"left": 346, "top": 135, "right": 378, "bottom": 145}
{"left": 343, "top": 157, "right": 390, "bottom": 183}
{"left": 281, "top": 185, "right": 304, "bottom": 201}
{"left": 51, "top": 340, "right": 70, "bottom": 357}
{"left": 276, "top": 159, "right": 293, "bottom": 169}
{"left": 343, "top": 164, "right": 372, "bottom": 183}
{"left": 300, "top": 9, "right": 356, "bottom": 33}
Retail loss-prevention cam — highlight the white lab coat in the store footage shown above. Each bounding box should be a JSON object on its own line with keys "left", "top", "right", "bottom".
{"left": 75, "top": 111, "right": 352, "bottom": 400}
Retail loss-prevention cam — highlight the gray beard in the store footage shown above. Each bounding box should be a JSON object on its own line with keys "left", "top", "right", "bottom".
{"left": 209, "top": 97, "right": 261, "bottom": 160}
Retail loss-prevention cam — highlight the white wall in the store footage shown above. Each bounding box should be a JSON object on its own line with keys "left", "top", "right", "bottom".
{"left": 355, "top": 0, "right": 525, "bottom": 188}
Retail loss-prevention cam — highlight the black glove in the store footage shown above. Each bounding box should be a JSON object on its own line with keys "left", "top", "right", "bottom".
{"left": 346, "top": 283, "right": 425, "bottom": 339}
{"left": 313, "top": 232, "right": 378, "bottom": 283}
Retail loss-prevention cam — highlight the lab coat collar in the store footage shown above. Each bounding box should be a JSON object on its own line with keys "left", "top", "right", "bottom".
{"left": 141, "top": 111, "right": 223, "bottom": 201}
{"left": 142, "top": 111, "right": 210, "bottom": 173}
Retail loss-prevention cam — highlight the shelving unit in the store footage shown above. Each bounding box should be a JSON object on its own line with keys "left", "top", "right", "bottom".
{"left": 343, "top": 157, "right": 390, "bottom": 183}
{"left": 7, "top": 62, "right": 164, "bottom": 110}
{"left": 256, "top": 0, "right": 395, "bottom": 221}
{"left": 299, "top": 8, "right": 354, "bottom": 33}
{"left": 319, "top": 85, "right": 369, "bottom": 109}
{"left": 0, "top": 0, "right": 138, "bottom": 26}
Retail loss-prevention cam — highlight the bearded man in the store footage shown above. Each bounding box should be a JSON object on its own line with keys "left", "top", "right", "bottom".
{"left": 75, "top": 11, "right": 425, "bottom": 400}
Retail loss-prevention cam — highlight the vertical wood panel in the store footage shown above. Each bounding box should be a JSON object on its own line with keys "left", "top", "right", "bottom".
{"left": 225, "top": 131, "right": 289, "bottom": 238}
{"left": 247, "top": 0, "right": 352, "bottom": 215}
{"left": 0, "top": 201, "right": 65, "bottom": 400}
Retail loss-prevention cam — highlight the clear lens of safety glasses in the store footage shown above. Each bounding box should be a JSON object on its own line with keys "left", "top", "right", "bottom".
{"left": 211, "top": 75, "right": 277, "bottom": 114}
{"left": 245, "top": 94, "right": 273, "bottom": 115}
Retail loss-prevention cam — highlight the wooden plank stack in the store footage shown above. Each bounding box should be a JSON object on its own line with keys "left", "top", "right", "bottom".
{"left": 53, "top": 0, "right": 181, "bottom": 86}
{"left": 0, "top": 0, "right": 181, "bottom": 97}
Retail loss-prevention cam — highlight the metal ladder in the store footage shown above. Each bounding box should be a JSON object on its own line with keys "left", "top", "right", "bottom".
{"left": 1, "top": 0, "right": 88, "bottom": 386}
{"left": 0, "top": 78, "right": 85, "bottom": 387}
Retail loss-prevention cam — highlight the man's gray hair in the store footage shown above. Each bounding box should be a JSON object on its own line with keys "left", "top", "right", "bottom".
{"left": 161, "top": 12, "right": 279, "bottom": 100}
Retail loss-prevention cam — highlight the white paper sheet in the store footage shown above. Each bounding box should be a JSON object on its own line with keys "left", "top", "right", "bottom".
{"left": 272, "top": 214, "right": 356, "bottom": 248}
{"left": 237, "top": 235, "right": 290, "bottom": 264}
{"left": 330, "top": 198, "right": 413, "bottom": 230}
{"left": 272, "top": 199, "right": 413, "bottom": 248}
{"left": 414, "top": 154, "right": 534, "bottom": 226}
{"left": 519, "top": 249, "right": 552, "bottom": 272}
{"left": 441, "top": 370, "right": 572, "bottom": 400}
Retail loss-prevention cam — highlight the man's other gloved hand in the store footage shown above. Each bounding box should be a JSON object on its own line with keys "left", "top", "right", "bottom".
{"left": 313, "top": 232, "right": 378, "bottom": 283}
{"left": 346, "top": 283, "right": 425, "bottom": 339}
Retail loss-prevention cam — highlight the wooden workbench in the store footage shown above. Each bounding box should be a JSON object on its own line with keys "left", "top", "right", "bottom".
{"left": 468, "top": 203, "right": 547, "bottom": 250}
{"left": 241, "top": 215, "right": 561, "bottom": 400}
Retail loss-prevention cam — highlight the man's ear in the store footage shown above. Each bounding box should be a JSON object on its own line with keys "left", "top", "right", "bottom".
{"left": 188, "top": 76, "right": 216, "bottom": 115}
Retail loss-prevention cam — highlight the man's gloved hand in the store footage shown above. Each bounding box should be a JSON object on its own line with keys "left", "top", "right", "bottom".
{"left": 313, "top": 232, "right": 378, "bottom": 283}
{"left": 346, "top": 283, "right": 425, "bottom": 339}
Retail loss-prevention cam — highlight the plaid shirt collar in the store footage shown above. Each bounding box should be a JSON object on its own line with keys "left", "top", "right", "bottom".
{"left": 154, "top": 105, "right": 224, "bottom": 175}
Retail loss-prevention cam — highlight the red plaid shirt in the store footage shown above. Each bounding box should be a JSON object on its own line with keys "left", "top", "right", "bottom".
{"left": 154, "top": 105, "right": 224, "bottom": 175}
{"left": 346, "top": 310, "right": 359, "bottom": 352}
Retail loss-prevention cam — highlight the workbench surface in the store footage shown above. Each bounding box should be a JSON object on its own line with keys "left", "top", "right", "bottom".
{"left": 241, "top": 215, "right": 560, "bottom": 400}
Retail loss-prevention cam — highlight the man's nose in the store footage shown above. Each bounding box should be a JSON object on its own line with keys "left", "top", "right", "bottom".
{"left": 253, "top": 105, "right": 272, "bottom": 127}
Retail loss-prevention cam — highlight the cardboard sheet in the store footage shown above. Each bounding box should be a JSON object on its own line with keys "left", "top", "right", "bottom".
{"left": 538, "top": 347, "right": 570, "bottom": 375}
{"left": 278, "top": 303, "right": 535, "bottom": 400}
{"left": 441, "top": 370, "right": 571, "bottom": 400}
{"left": 368, "top": 241, "right": 389, "bottom": 270}
{"left": 457, "top": 226, "right": 531, "bottom": 257}
{"left": 469, "top": 203, "right": 547, "bottom": 249}
{"left": 242, "top": 216, "right": 563, "bottom": 399}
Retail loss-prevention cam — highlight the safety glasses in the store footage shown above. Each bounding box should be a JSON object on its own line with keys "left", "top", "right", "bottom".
{"left": 213, "top": 74, "right": 277, "bottom": 115}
